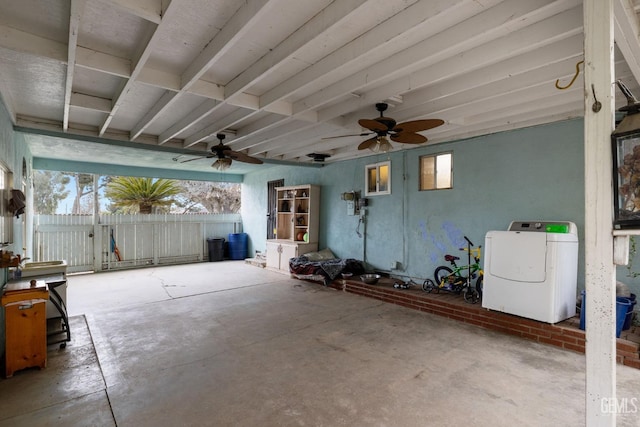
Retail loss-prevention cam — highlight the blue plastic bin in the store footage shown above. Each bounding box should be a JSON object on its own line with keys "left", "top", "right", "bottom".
{"left": 623, "top": 293, "right": 636, "bottom": 331}
{"left": 227, "top": 233, "right": 248, "bottom": 260}
{"left": 616, "top": 297, "right": 632, "bottom": 337}
{"left": 579, "top": 291, "right": 632, "bottom": 338}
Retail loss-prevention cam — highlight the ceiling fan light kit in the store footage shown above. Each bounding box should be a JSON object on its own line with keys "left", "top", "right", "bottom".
{"left": 212, "top": 158, "right": 232, "bottom": 171}
{"left": 369, "top": 136, "right": 393, "bottom": 153}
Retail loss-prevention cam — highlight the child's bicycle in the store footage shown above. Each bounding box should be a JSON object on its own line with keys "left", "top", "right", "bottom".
{"left": 422, "top": 236, "right": 483, "bottom": 304}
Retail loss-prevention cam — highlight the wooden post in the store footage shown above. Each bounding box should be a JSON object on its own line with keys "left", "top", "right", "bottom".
{"left": 583, "top": 0, "right": 616, "bottom": 425}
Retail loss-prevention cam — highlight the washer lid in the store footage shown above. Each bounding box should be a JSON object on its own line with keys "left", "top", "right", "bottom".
{"left": 508, "top": 221, "right": 577, "bottom": 236}
{"left": 488, "top": 231, "right": 547, "bottom": 282}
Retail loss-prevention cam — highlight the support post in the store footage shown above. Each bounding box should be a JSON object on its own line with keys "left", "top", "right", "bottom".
{"left": 93, "top": 174, "right": 101, "bottom": 272}
{"left": 583, "top": 0, "right": 616, "bottom": 425}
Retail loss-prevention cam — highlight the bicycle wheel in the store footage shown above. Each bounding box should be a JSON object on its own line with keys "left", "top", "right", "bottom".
{"left": 475, "top": 275, "right": 483, "bottom": 298}
{"left": 422, "top": 279, "right": 436, "bottom": 293}
{"left": 463, "top": 287, "right": 480, "bottom": 304}
{"left": 434, "top": 266, "right": 453, "bottom": 287}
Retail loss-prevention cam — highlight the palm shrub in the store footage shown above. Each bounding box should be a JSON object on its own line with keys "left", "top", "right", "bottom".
{"left": 105, "top": 177, "right": 181, "bottom": 214}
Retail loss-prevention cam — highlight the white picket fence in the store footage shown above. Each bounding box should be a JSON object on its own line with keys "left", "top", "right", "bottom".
{"left": 33, "top": 214, "right": 242, "bottom": 273}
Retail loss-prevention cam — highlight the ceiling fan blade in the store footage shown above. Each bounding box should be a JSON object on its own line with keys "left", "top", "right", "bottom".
{"left": 391, "top": 133, "right": 428, "bottom": 144}
{"left": 392, "top": 119, "right": 444, "bottom": 133}
{"left": 227, "top": 150, "right": 264, "bottom": 164}
{"left": 357, "top": 136, "right": 378, "bottom": 150}
{"left": 358, "top": 118, "right": 388, "bottom": 132}
{"left": 321, "top": 132, "right": 373, "bottom": 140}
{"left": 179, "top": 155, "right": 213, "bottom": 163}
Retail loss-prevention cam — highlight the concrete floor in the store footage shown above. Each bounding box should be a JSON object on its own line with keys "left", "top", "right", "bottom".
{"left": 1, "top": 261, "right": 639, "bottom": 427}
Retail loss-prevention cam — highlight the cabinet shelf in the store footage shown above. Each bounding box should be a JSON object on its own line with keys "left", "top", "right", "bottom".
{"left": 268, "top": 184, "right": 320, "bottom": 272}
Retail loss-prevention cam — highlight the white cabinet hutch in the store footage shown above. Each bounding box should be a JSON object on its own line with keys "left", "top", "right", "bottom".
{"left": 266, "top": 184, "right": 320, "bottom": 273}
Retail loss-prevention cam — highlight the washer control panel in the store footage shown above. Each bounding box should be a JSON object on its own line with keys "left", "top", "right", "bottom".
{"left": 508, "top": 221, "right": 573, "bottom": 233}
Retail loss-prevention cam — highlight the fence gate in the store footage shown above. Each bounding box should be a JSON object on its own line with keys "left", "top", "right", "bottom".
{"left": 33, "top": 214, "right": 242, "bottom": 273}
{"left": 33, "top": 215, "right": 94, "bottom": 273}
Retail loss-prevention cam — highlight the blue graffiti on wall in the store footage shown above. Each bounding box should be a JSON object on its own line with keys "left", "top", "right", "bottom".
{"left": 442, "top": 221, "right": 466, "bottom": 248}
{"left": 419, "top": 220, "right": 447, "bottom": 263}
{"left": 419, "top": 221, "right": 428, "bottom": 241}
{"left": 419, "top": 221, "right": 469, "bottom": 264}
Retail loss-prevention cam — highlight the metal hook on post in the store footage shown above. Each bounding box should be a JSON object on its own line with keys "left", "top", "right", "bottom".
{"left": 591, "top": 84, "right": 601, "bottom": 113}
{"left": 555, "top": 60, "right": 584, "bottom": 90}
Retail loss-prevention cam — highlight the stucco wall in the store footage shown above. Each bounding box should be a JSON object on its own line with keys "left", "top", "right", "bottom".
{"left": 0, "top": 100, "right": 32, "bottom": 273}
{"left": 0, "top": 98, "right": 34, "bottom": 356}
{"left": 242, "top": 119, "right": 602, "bottom": 294}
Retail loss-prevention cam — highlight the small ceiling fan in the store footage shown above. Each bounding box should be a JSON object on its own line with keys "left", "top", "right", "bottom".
{"left": 325, "top": 103, "right": 444, "bottom": 152}
{"left": 174, "top": 134, "right": 263, "bottom": 170}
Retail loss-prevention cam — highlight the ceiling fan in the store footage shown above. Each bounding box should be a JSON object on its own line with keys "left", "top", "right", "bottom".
{"left": 174, "top": 134, "right": 263, "bottom": 170}
{"left": 325, "top": 103, "right": 444, "bottom": 153}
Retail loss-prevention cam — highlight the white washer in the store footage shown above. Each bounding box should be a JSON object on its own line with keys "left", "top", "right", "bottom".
{"left": 482, "top": 221, "right": 579, "bottom": 323}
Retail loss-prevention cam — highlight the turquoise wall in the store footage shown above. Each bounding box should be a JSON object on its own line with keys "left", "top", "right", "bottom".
{"left": 0, "top": 98, "right": 33, "bottom": 356}
{"left": 243, "top": 119, "right": 594, "bottom": 292}
{"left": 0, "top": 100, "right": 32, "bottom": 275}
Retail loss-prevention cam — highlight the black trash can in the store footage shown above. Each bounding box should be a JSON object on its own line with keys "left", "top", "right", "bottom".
{"left": 207, "top": 238, "right": 225, "bottom": 262}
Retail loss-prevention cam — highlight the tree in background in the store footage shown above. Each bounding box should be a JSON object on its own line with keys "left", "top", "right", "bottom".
{"left": 71, "top": 173, "right": 95, "bottom": 214}
{"left": 105, "top": 177, "right": 181, "bottom": 214}
{"left": 176, "top": 181, "right": 241, "bottom": 213}
{"left": 33, "top": 170, "right": 70, "bottom": 214}
{"left": 33, "top": 172, "right": 240, "bottom": 215}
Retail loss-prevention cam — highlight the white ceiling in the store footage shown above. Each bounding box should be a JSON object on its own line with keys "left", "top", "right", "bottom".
{"left": 2, "top": 0, "right": 640, "bottom": 175}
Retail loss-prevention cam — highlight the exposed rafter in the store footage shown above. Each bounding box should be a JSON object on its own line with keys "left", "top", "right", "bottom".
{"left": 132, "top": 0, "right": 275, "bottom": 142}
{"left": 63, "top": 0, "right": 86, "bottom": 132}
{"left": 614, "top": 0, "right": 640, "bottom": 85}
{"left": 0, "top": 0, "right": 639, "bottom": 172}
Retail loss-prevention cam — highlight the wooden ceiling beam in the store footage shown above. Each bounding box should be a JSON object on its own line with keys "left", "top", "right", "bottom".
{"left": 63, "top": 0, "right": 86, "bottom": 132}
{"left": 0, "top": 24, "right": 66, "bottom": 62}
{"left": 614, "top": 0, "right": 640, "bottom": 85}
{"left": 258, "top": 0, "right": 489, "bottom": 109}
{"left": 99, "top": 0, "right": 163, "bottom": 24}
{"left": 131, "top": 0, "right": 274, "bottom": 142}
{"left": 97, "top": 0, "right": 184, "bottom": 137}
{"left": 177, "top": 0, "right": 373, "bottom": 147}
{"left": 305, "top": 1, "right": 582, "bottom": 121}
{"left": 224, "top": 0, "right": 371, "bottom": 99}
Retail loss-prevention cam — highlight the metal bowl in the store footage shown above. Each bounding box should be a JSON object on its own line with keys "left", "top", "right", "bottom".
{"left": 360, "top": 274, "right": 381, "bottom": 284}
